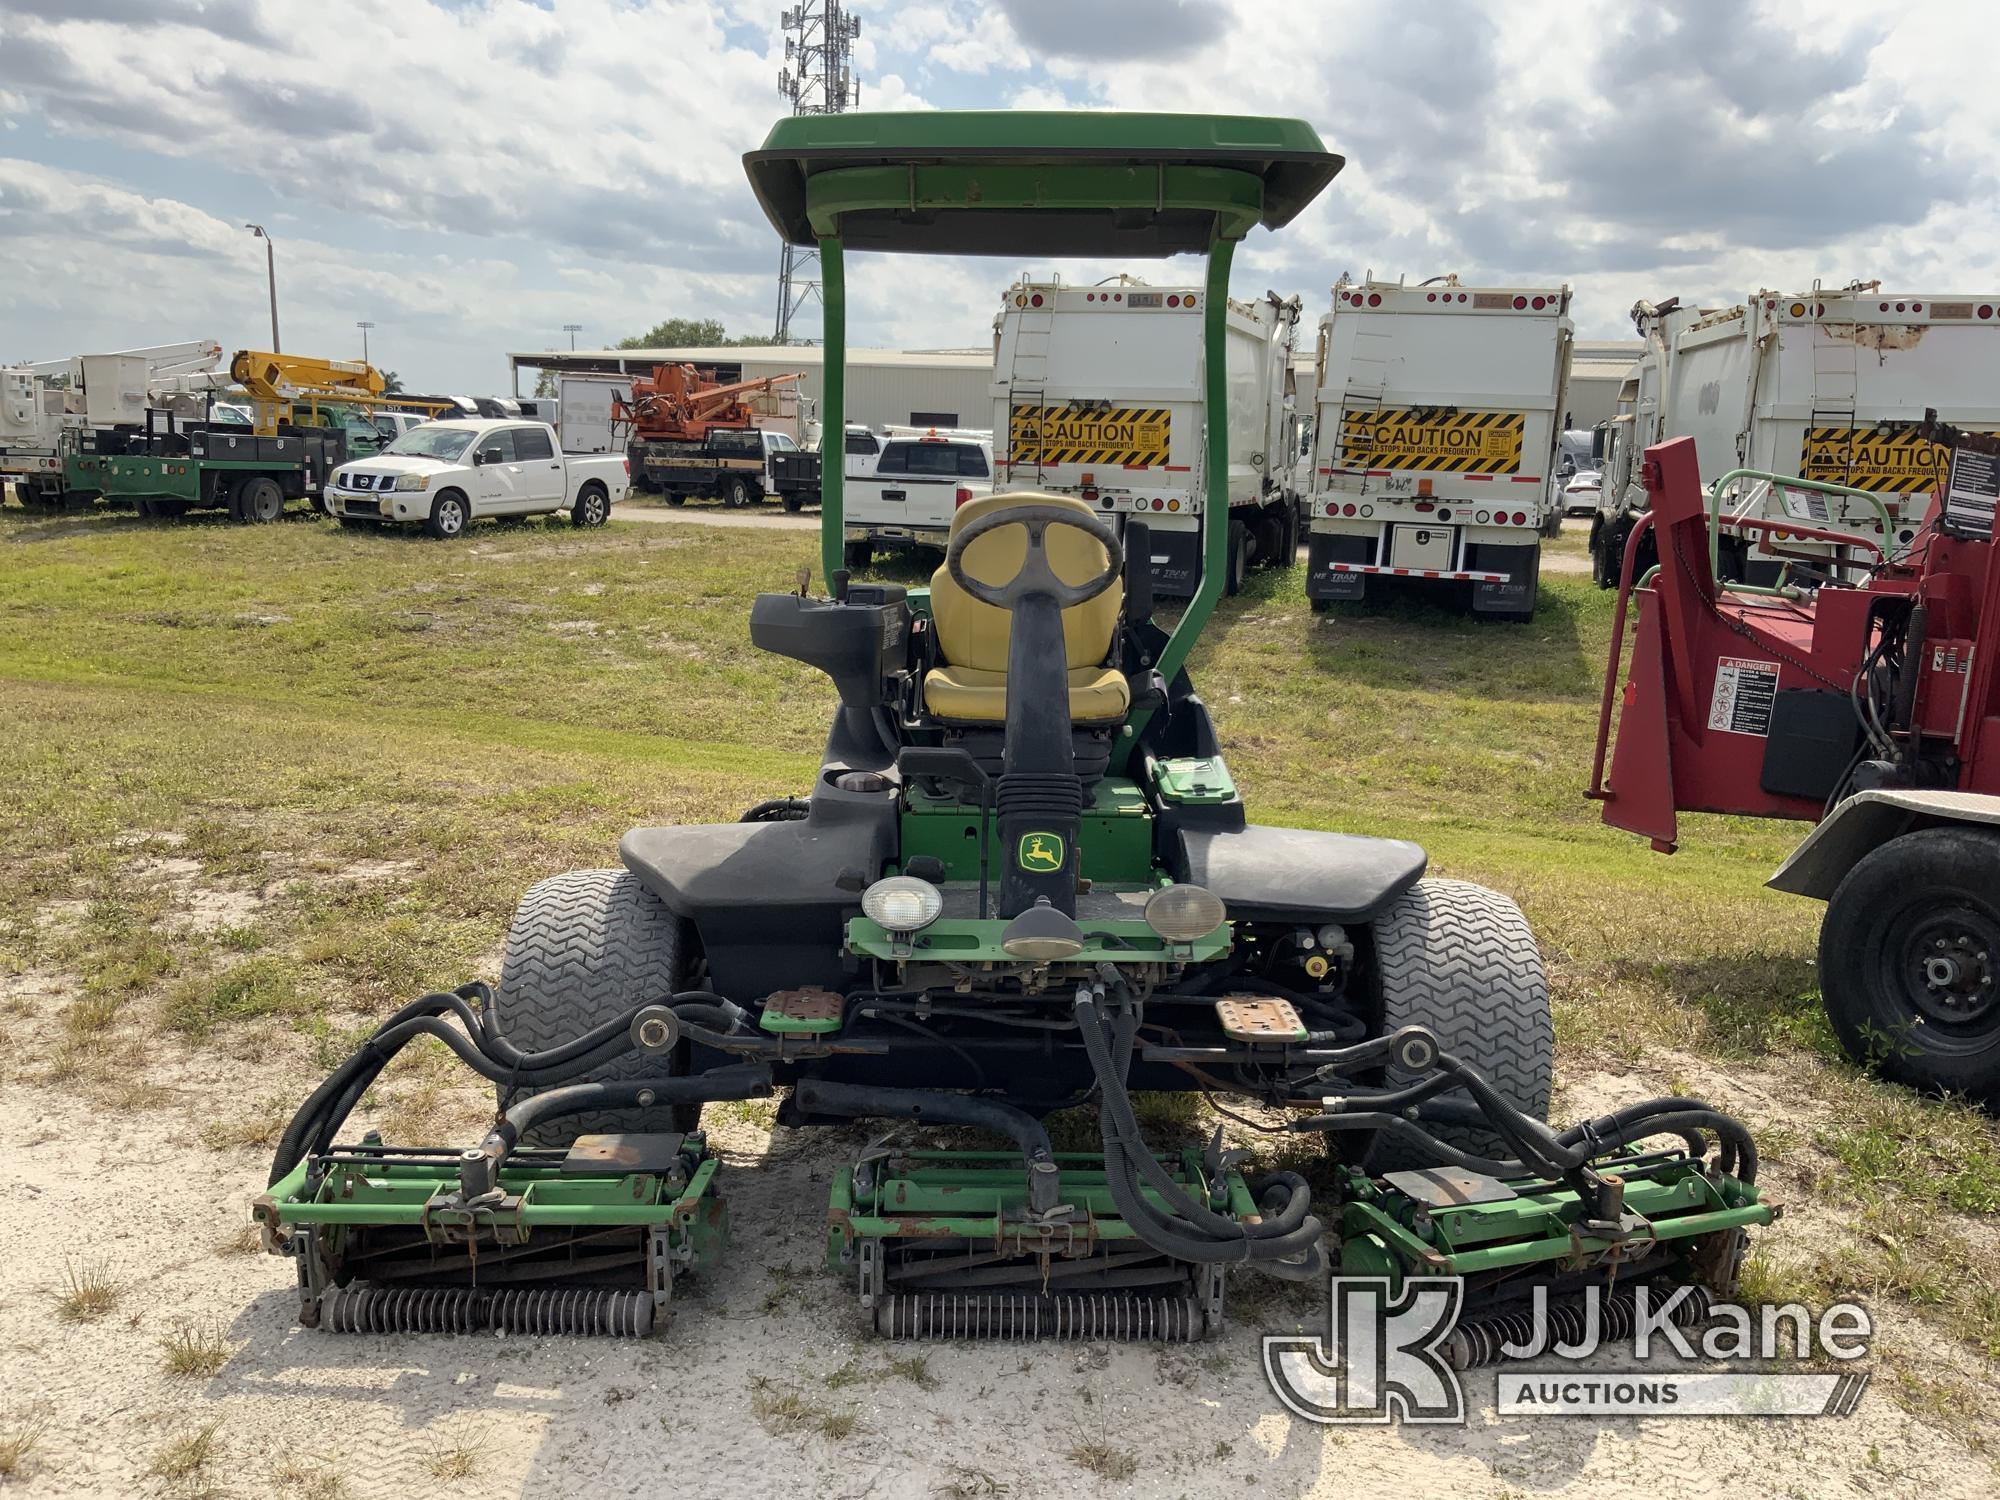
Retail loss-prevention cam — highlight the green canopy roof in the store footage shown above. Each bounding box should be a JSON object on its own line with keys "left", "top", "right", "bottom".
{"left": 744, "top": 110, "right": 1342, "bottom": 257}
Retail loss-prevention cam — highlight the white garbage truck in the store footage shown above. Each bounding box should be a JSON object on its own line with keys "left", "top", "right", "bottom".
{"left": 1590, "top": 285, "right": 2000, "bottom": 588}
{"left": 1306, "top": 276, "right": 1572, "bottom": 621}
{"left": 991, "top": 277, "right": 1302, "bottom": 596}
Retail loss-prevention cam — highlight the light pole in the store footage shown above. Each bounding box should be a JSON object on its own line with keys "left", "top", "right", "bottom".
{"left": 356, "top": 321, "right": 374, "bottom": 365}
{"left": 563, "top": 323, "right": 583, "bottom": 350}
{"left": 245, "top": 224, "right": 280, "bottom": 352}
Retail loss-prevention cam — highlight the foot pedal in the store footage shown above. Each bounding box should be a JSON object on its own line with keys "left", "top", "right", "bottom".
{"left": 760, "top": 986, "right": 844, "bottom": 1034}
{"left": 1216, "top": 995, "right": 1306, "bottom": 1043}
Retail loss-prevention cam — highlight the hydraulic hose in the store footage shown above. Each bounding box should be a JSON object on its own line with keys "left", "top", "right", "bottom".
{"left": 1084, "top": 997, "right": 1312, "bottom": 1241}
{"left": 458, "top": 1065, "right": 774, "bottom": 1196}
{"left": 271, "top": 986, "right": 762, "bottom": 1186}
{"left": 790, "top": 1078, "right": 1062, "bottom": 1213}
{"left": 1075, "top": 990, "right": 1326, "bottom": 1277}
{"left": 1297, "top": 1053, "right": 1760, "bottom": 1186}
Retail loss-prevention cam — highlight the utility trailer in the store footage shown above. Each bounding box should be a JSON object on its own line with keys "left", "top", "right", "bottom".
{"left": 1592, "top": 287, "right": 2000, "bottom": 590}
{"left": 992, "top": 277, "right": 1302, "bottom": 596}
{"left": 1307, "top": 276, "right": 1572, "bottom": 621}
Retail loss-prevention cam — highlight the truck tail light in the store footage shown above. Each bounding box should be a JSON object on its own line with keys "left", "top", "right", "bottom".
{"left": 955, "top": 487, "right": 973, "bottom": 509}
{"left": 622, "top": 456, "right": 630, "bottom": 475}
{"left": 1512, "top": 296, "right": 1527, "bottom": 309}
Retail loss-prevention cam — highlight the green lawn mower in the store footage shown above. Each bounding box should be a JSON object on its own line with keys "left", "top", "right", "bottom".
{"left": 256, "top": 111, "right": 1772, "bottom": 1352}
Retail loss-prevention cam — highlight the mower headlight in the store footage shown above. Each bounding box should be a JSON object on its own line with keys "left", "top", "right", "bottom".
{"left": 999, "top": 897, "right": 1085, "bottom": 961}
{"left": 862, "top": 875, "right": 943, "bottom": 934}
{"left": 395, "top": 473, "right": 431, "bottom": 492}
{"left": 1144, "top": 884, "right": 1225, "bottom": 943}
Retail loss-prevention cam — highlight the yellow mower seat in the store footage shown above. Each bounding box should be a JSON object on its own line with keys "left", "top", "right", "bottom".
{"left": 923, "top": 492, "right": 1129, "bottom": 724}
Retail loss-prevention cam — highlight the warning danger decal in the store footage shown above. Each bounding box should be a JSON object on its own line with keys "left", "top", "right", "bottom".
{"left": 1708, "top": 656, "right": 1779, "bottom": 737}
{"left": 1339, "top": 408, "right": 1526, "bottom": 474}
{"left": 1010, "top": 404, "right": 1171, "bottom": 468}
{"left": 1798, "top": 425, "right": 1992, "bottom": 496}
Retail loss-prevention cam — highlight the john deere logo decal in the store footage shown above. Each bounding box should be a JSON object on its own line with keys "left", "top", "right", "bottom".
{"left": 1018, "top": 833, "right": 1066, "bottom": 872}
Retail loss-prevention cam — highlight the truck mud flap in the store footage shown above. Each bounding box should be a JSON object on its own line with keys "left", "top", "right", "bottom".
{"left": 1134, "top": 523, "right": 1200, "bottom": 597}
{"left": 1306, "top": 531, "right": 1372, "bottom": 600}
{"left": 1465, "top": 541, "right": 1539, "bottom": 615}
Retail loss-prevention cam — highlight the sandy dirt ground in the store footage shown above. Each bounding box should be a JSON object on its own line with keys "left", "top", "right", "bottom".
{"left": 1, "top": 990, "right": 1991, "bottom": 1498}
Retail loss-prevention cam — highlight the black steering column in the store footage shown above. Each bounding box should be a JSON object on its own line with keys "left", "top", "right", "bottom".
{"left": 945, "top": 503, "right": 1122, "bottom": 918}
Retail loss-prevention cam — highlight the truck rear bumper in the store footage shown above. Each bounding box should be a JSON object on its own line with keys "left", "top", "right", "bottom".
{"left": 847, "top": 523, "right": 948, "bottom": 547}
{"left": 1307, "top": 527, "right": 1539, "bottom": 612}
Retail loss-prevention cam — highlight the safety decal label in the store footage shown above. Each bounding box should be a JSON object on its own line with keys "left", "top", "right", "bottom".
{"left": 1798, "top": 425, "right": 1987, "bottom": 496}
{"left": 1944, "top": 445, "right": 1999, "bottom": 540}
{"left": 1009, "top": 404, "right": 1171, "bottom": 468}
{"left": 1708, "top": 657, "right": 1779, "bottom": 737}
{"left": 1339, "top": 408, "right": 1526, "bottom": 474}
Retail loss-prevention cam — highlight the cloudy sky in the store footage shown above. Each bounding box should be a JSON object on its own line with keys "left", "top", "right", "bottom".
{"left": 1, "top": 0, "right": 1990, "bottom": 392}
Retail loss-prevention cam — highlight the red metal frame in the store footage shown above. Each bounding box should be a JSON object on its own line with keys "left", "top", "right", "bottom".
{"left": 1591, "top": 436, "right": 2000, "bottom": 853}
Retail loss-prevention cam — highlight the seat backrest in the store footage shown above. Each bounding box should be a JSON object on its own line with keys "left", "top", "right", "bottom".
{"left": 929, "top": 492, "right": 1123, "bottom": 672}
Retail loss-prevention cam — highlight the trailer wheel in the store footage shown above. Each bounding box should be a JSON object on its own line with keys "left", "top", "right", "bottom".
{"left": 1225, "top": 520, "right": 1249, "bottom": 596}
{"left": 571, "top": 483, "right": 610, "bottom": 528}
{"left": 664, "top": 492, "right": 686, "bottom": 507}
{"left": 425, "top": 490, "right": 469, "bottom": 539}
{"left": 1820, "top": 827, "right": 2000, "bottom": 1107}
{"left": 1364, "top": 878, "right": 1554, "bottom": 1169}
{"left": 237, "top": 477, "right": 284, "bottom": 524}
{"left": 722, "top": 476, "right": 754, "bottom": 508}
{"left": 844, "top": 539, "right": 871, "bottom": 571}
{"left": 492, "top": 868, "right": 699, "bottom": 1146}
{"left": 781, "top": 491, "right": 806, "bottom": 514}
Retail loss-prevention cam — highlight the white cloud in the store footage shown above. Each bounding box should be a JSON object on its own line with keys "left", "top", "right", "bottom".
{"left": 0, "top": 0, "right": 1992, "bottom": 388}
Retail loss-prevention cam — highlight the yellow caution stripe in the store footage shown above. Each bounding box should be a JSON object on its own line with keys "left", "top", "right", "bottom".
{"left": 1799, "top": 425, "right": 1988, "bottom": 496}
{"left": 1339, "top": 408, "right": 1526, "bottom": 474}
{"left": 1009, "top": 404, "right": 1172, "bottom": 468}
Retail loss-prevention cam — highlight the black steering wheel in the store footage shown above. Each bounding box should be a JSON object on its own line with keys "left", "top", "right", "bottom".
{"left": 945, "top": 501, "right": 1124, "bottom": 610}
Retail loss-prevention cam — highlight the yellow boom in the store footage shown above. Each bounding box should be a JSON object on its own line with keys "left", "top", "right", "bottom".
{"left": 226, "top": 351, "right": 455, "bottom": 434}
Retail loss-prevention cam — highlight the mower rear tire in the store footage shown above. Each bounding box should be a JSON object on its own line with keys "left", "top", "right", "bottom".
{"left": 1367, "top": 877, "right": 1554, "bottom": 1169}
{"left": 493, "top": 867, "right": 700, "bottom": 1145}
{"left": 1819, "top": 826, "right": 2000, "bottom": 1107}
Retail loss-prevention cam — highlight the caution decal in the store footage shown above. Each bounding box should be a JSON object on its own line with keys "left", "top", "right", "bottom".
{"left": 1799, "top": 426, "right": 1984, "bottom": 496}
{"left": 1339, "top": 408, "right": 1526, "bottom": 474}
{"left": 1009, "top": 403, "right": 1171, "bottom": 468}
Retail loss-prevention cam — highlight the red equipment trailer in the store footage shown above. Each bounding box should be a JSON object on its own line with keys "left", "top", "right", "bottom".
{"left": 1591, "top": 434, "right": 2000, "bottom": 1104}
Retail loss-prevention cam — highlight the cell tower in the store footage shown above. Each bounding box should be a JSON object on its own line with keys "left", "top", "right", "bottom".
{"left": 773, "top": 2, "right": 861, "bottom": 344}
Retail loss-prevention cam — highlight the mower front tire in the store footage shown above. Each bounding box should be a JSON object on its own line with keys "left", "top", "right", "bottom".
{"left": 493, "top": 867, "right": 699, "bottom": 1145}
{"left": 1368, "top": 877, "right": 1554, "bottom": 1169}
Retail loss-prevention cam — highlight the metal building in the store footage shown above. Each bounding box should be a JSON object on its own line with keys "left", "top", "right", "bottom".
{"left": 508, "top": 346, "right": 996, "bottom": 436}
{"left": 1565, "top": 340, "right": 1642, "bottom": 430}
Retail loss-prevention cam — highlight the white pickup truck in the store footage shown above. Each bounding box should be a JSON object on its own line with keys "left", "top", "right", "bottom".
{"left": 841, "top": 430, "right": 994, "bottom": 568}
{"left": 324, "top": 418, "right": 627, "bottom": 538}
